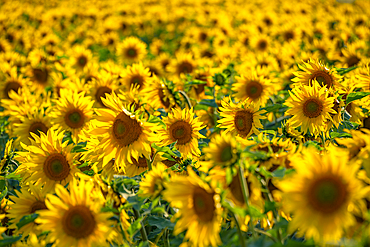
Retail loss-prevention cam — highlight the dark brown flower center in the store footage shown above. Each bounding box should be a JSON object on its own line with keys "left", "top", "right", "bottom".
{"left": 112, "top": 112, "right": 142, "bottom": 147}
{"left": 303, "top": 98, "right": 323, "bottom": 118}
{"left": 62, "top": 205, "right": 96, "bottom": 239}
{"left": 169, "top": 120, "right": 192, "bottom": 145}
{"left": 95, "top": 86, "right": 112, "bottom": 106}
{"left": 234, "top": 110, "right": 254, "bottom": 137}
{"left": 65, "top": 109, "right": 85, "bottom": 129}
{"left": 307, "top": 175, "right": 348, "bottom": 213}
{"left": 30, "top": 201, "right": 47, "bottom": 214}
{"left": 4, "top": 81, "right": 22, "bottom": 99}
{"left": 246, "top": 81, "right": 263, "bottom": 100}
{"left": 177, "top": 61, "right": 193, "bottom": 75}
{"left": 43, "top": 153, "right": 70, "bottom": 181}
{"left": 192, "top": 187, "right": 215, "bottom": 222}
{"left": 130, "top": 75, "right": 144, "bottom": 89}
{"left": 32, "top": 68, "right": 49, "bottom": 85}
{"left": 29, "top": 121, "right": 48, "bottom": 137}
{"left": 347, "top": 56, "right": 360, "bottom": 67}
{"left": 77, "top": 55, "right": 87, "bottom": 68}
{"left": 310, "top": 71, "right": 333, "bottom": 88}
{"left": 126, "top": 47, "right": 137, "bottom": 58}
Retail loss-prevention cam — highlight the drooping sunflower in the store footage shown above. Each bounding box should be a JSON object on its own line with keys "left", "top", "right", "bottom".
{"left": 15, "top": 129, "right": 81, "bottom": 193}
{"left": 120, "top": 62, "right": 151, "bottom": 91}
{"left": 50, "top": 89, "right": 94, "bottom": 143}
{"left": 141, "top": 76, "right": 177, "bottom": 110}
{"left": 285, "top": 81, "right": 336, "bottom": 137}
{"left": 233, "top": 69, "right": 273, "bottom": 107}
{"left": 217, "top": 97, "right": 266, "bottom": 138}
{"left": 163, "top": 169, "right": 222, "bottom": 247}
{"left": 116, "top": 36, "right": 147, "bottom": 64}
{"left": 7, "top": 185, "right": 48, "bottom": 237}
{"left": 157, "top": 107, "right": 206, "bottom": 159}
{"left": 279, "top": 147, "right": 369, "bottom": 242}
{"left": 36, "top": 179, "right": 117, "bottom": 247}
{"left": 292, "top": 58, "right": 342, "bottom": 90}
{"left": 90, "top": 92, "right": 158, "bottom": 171}
{"left": 124, "top": 149, "right": 161, "bottom": 177}
{"left": 13, "top": 107, "right": 51, "bottom": 148}
{"left": 250, "top": 133, "right": 297, "bottom": 170}
{"left": 138, "top": 164, "right": 167, "bottom": 200}
{"left": 201, "top": 133, "right": 238, "bottom": 171}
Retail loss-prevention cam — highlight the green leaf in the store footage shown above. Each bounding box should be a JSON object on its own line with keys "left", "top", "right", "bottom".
{"left": 248, "top": 205, "right": 264, "bottom": 218}
{"left": 264, "top": 201, "right": 277, "bottom": 213}
{"left": 16, "top": 213, "right": 38, "bottom": 230}
{"left": 198, "top": 99, "right": 218, "bottom": 108}
{"left": 262, "top": 104, "right": 283, "bottom": 113}
{"left": 272, "top": 167, "right": 286, "bottom": 178}
{"left": 188, "top": 79, "right": 207, "bottom": 85}
{"left": 147, "top": 216, "right": 175, "bottom": 230}
{"left": 225, "top": 167, "right": 234, "bottom": 185}
{"left": 0, "top": 235, "right": 22, "bottom": 247}
{"left": 330, "top": 132, "right": 352, "bottom": 139}
{"left": 0, "top": 184, "right": 7, "bottom": 201}
{"left": 127, "top": 216, "right": 143, "bottom": 238}
{"left": 345, "top": 92, "right": 370, "bottom": 105}
{"left": 336, "top": 66, "right": 358, "bottom": 76}
{"left": 194, "top": 104, "right": 209, "bottom": 111}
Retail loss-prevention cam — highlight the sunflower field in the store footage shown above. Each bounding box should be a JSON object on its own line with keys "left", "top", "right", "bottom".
{"left": 1, "top": 0, "right": 370, "bottom": 246}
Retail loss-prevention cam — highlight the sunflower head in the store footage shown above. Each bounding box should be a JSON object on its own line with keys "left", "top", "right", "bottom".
{"left": 217, "top": 96, "right": 266, "bottom": 138}
{"left": 117, "top": 36, "right": 147, "bottom": 64}
{"left": 163, "top": 169, "right": 222, "bottom": 247}
{"left": 285, "top": 80, "right": 336, "bottom": 136}
{"left": 292, "top": 59, "right": 342, "bottom": 90}
{"left": 158, "top": 107, "right": 206, "bottom": 158}
{"left": 279, "top": 147, "right": 369, "bottom": 242}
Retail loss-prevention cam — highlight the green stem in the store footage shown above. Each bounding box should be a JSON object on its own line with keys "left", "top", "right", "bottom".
{"left": 163, "top": 228, "right": 170, "bottom": 247}
{"left": 133, "top": 208, "right": 148, "bottom": 242}
{"left": 146, "top": 156, "right": 152, "bottom": 171}
{"left": 178, "top": 90, "right": 192, "bottom": 109}
{"left": 254, "top": 228, "right": 278, "bottom": 242}
{"left": 231, "top": 212, "right": 246, "bottom": 247}
{"left": 238, "top": 165, "right": 256, "bottom": 238}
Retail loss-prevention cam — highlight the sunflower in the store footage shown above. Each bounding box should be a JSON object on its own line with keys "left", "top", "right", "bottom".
{"left": 90, "top": 92, "right": 158, "bottom": 171}
{"left": 50, "top": 89, "right": 94, "bottom": 143}
{"left": 217, "top": 97, "right": 266, "bottom": 138}
{"left": 13, "top": 107, "right": 51, "bottom": 148}
{"left": 24, "top": 65, "right": 52, "bottom": 94}
{"left": 119, "top": 62, "right": 151, "bottom": 91}
{"left": 67, "top": 45, "right": 93, "bottom": 72}
{"left": 87, "top": 70, "right": 118, "bottom": 108}
{"left": 201, "top": 133, "right": 238, "bottom": 171}
{"left": 157, "top": 107, "right": 205, "bottom": 159}
{"left": 124, "top": 149, "right": 161, "bottom": 177}
{"left": 15, "top": 129, "right": 81, "bottom": 193}
{"left": 7, "top": 185, "right": 48, "bottom": 237}
{"left": 233, "top": 69, "right": 273, "bottom": 107}
{"left": 116, "top": 36, "right": 147, "bottom": 64}
{"left": 138, "top": 164, "right": 167, "bottom": 200}
{"left": 279, "top": 147, "right": 369, "bottom": 242}
{"left": 250, "top": 133, "right": 297, "bottom": 170}
{"left": 0, "top": 66, "right": 27, "bottom": 100}
{"left": 163, "top": 169, "right": 222, "bottom": 247}
{"left": 285, "top": 81, "right": 336, "bottom": 137}
{"left": 36, "top": 179, "right": 117, "bottom": 247}
{"left": 167, "top": 52, "right": 197, "bottom": 78}
{"left": 292, "top": 59, "right": 342, "bottom": 90}
{"left": 141, "top": 76, "right": 177, "bottom": 110}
